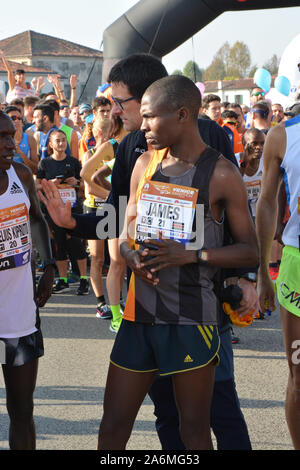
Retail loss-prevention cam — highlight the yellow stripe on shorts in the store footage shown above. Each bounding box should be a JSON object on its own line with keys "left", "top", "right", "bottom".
{"left": 197, "top": 325, "right": 213, "bottom": 350}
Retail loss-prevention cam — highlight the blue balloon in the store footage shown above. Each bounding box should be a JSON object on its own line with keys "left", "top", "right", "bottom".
{"left": 254, "top": 68, "right": 272, "bottom": 92}
{"left": 274, "top": 75, "right": 291, "bottom": 96}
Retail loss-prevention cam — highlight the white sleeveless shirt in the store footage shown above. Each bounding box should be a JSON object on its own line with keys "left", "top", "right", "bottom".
{"left": 0, "top": 166, "right": 37, "bottom": 338}
{"left": 235, "top": 153, "right": 264, "bottom": 218}
{"left": 281, "top": 115, "right": 300, "bottom": 249}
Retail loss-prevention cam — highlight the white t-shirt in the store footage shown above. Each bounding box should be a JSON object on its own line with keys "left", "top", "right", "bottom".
{"left": 235, "top": 153, "right": 264, "bottom": 218}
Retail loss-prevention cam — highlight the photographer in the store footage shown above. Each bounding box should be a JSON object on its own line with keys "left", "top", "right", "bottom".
{"left": 36, "top": 129, "right": 89, "bottom": 295}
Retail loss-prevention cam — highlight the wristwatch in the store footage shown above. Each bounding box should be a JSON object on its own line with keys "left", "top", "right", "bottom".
{"left": 238, "top": 272, "right": 257, "bottom": 283}
{"left": 42, "top": 258, "right": 57, "bottom": 270}
{"left": 197, "top": 249, "right": 208, "bottom": 264}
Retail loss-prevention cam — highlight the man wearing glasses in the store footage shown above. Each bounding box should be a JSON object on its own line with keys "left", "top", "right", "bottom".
{"left": 40, "top": 53, "right": 257, "bottom": 451}
{"left": 245, "top": 87, "right": 266, "bottom": 129}
{"left": 250, "top": 87, "right": 266, "bottom": 106}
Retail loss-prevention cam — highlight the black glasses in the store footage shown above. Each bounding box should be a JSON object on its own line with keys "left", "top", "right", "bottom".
{"left": 60, "top": 105, "right": 69, "bottom": 110}
{"left": 111, "top": 95, "right": 137, "bottom": 110}
{"left": 252, "top": 91, "right": 265, "bottom": 97}
{"left": 10, "top": 116, "right": 22, "bottom": 121}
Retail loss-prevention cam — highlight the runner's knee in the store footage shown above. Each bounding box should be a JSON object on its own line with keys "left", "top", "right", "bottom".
{"left": 289, "top": 365, "right": 300, "bottom": 402}
{"left": 6, "top": 396, "right": 34, "bottom": 423}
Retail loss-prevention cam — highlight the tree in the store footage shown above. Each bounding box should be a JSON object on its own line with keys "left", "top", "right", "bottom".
{"left": 203, "top": 57, "right": 226, "bottom": 81}
{"left": 227, "top": 41, "right": 251, "bottom": 78}
{"left": 263, "top": 54, "right": 280, "bottom": 76}
{"left": 203, "top": 40, "right": 252, "bottom": 80}
{"left": 182, "top": 60, "right": 203, "bottom": 82}
{"left": 171, "top": 69, "right": 183, "bottom": 75}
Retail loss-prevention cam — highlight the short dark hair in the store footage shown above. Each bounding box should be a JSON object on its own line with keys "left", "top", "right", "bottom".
{"left": 49, "top": 129, "right": 67, "bottom": 141}
{"left": 202, "top": 94, "right": 221, "bottom": 109}
{"left": 251, "top": 101, "right": 269, "bottom": 119}
{"left": 144, "top": 75, "right": 202, "bottom": 121}
{"left": 45, "top": 99, "right": 60, "bottom": 113}
{"left": 34, "top": 104, "right": 55, "bottom": 122}
{"left": 221, "top": 101, "right": 230, "bottom": 109}
{"left": 108, "top": 53, "right": 168, "bottom": 101}
{"left": 242, "top": 128, "right": 265, "bottom": 146}
{"left": 10, "top": 98, "right": 24, "bottom": 108}
{"left": 24, "top": 96, "right": 40, "bottom": 108}
{"left": 4, "top": 105, "right": 21, "bottom": 115}
{"left": 92, "top": 96, "right": 111, "bottom": 110}
{"left": 15, "top": 69, "right": 25, "bottom": 75}
{"left": 221, "top": 110, "right": 238, "bottom": 120}
{"left": 228, "top": 103, "right": 243, "bottom": 113}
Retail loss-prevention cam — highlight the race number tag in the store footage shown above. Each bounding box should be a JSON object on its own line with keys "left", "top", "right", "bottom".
{"left": 245, "top": 179, "right": 261, "bottom": 215}
{"left": 245, "top": 179, "right": 261, "bottom": 201}
{"left": 136, "top": 181, "right": 199, "bottom": 245}
{"left": 0, "top": 203, "right": 31, "bottom": 271}
{"left": 58, "top": 185, "right": 77, "bottom": 207}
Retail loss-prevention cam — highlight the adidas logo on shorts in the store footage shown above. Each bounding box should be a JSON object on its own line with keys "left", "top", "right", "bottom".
{"left": 10, "top": 182, "right": 23, "bottom": 194}
{"left": 184, "top": 355, "right": 194, "bottom": 363}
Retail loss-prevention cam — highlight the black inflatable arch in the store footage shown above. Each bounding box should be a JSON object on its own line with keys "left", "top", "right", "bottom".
{"left": 102, "top": 0, "right": 300, "bottom": 80}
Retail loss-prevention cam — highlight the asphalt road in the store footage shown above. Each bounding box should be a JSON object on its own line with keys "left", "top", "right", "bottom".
{"left": 0, "top": 280, "right": 294, "bottom": 451}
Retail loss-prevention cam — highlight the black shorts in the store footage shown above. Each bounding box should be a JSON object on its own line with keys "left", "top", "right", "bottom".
{"left": 0, "top": 329, "right": 44, "bottom": 367}
{"left": 110, "top": 320, "right": 220, "bottom": 376}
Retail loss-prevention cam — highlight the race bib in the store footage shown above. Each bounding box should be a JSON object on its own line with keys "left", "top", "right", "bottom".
{"left": 94, "top": 196, "right": 105, "bottom": 208}
{"left": 58, "top": 185, "right": 77, "bottom": 207}
{"left": 0, "top": 203, "right": 31, "bottom": 271}
{"left": 245, "top": 179, "right": 261, "bottom": 216}
{"left": 246, "top": 179, "right": 261, "bottom": 202}
{"left": 136, "top": 181, "right": 199, "bottom": 245}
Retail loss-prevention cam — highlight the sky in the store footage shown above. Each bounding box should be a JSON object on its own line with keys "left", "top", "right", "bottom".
{"left": 1, "top": 0, "right": 300, "bottom": 77}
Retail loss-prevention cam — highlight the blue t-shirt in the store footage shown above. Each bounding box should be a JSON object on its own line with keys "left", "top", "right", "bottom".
{"left": 14, "top": 132, "right": 30, "bottom": 163}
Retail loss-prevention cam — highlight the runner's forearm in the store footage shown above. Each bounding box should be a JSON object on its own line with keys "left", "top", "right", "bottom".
{"left": 256, "top": 195, "right": 277, "bottom": 274}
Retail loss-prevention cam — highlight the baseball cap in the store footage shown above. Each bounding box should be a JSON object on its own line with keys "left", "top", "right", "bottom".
{"left": 79, "top": 103, "right": 92, "bottom": 115}
{"left": 284, "top": 102, "right": 300, "bottom": 117}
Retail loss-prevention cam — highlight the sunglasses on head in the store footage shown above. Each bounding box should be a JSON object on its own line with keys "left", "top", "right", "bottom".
{"left": 252, "top": 91, "right": 265, "bottom": 97}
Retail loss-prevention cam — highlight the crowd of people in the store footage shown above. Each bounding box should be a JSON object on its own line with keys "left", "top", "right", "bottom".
{"left": 0, "top": 49, "right": 300, "bottom": 451}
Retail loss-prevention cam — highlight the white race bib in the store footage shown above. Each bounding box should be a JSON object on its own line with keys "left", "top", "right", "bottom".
{"left": 136, "top": 181, "right": 198, "bottom": 245}
{"left": 0, "top": 203, "right": 31, "bottom": 270}
{"left": 58, "top": 185, "right": 77, "bottom": 207}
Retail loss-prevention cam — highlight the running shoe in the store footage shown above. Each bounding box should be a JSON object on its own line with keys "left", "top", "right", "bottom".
{"left": 76, "top": 278, "right": 89, "bottom": 295}
{"left": 269, "top": 265, "right": 279, "bottom": 281}
{"left": 52, "top": 279, "right": 69, "bottom": 293}
{"left": 96, "top": 303, "right": 112, "bottom": 320}
{"left": 109, "top": 318, "right": 122, "bottom": 333}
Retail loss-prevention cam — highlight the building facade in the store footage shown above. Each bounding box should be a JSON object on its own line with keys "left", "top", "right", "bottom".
{"left": 0, "top": 30, "right": 103, "bottom": 103}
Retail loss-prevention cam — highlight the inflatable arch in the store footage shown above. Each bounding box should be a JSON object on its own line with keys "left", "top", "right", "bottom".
{"left": 102, "top": 0, "right": 300, "bottom": 80}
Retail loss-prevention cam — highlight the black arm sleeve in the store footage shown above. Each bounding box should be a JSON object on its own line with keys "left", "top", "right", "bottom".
{"left": 68, "top": 213, "right": 102, "bottom": 239}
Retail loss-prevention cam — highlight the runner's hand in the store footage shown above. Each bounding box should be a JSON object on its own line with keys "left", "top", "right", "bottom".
{"left": 124, "top": 248, "right": 159, "bottom": 286}
{"left": 140, "top": 237, "right": 196, "bottom": 272}
{"left": 38, "top": 179, "right": 76, "bottom": 229}
{"left": 257, "top": 272, "right": 276, "bottom": 314}
{"left": 235, "top": 278, "right": 260, "bottom": 317}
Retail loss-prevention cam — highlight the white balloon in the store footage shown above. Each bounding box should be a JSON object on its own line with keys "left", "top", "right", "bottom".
{"left": 265, "top": 88, "right": 290, "bottom": 107}
{"left": 278, "top": 33, "right": 300, "bottom": 100}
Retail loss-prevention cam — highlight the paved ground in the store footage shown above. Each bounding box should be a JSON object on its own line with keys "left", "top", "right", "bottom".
{"left": 0, "top": 280, "right": 294, "bottom": 451}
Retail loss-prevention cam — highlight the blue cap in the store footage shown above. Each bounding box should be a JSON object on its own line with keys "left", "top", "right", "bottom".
{"left": 79, "top": 103, "right": 92, "bottom": 115}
